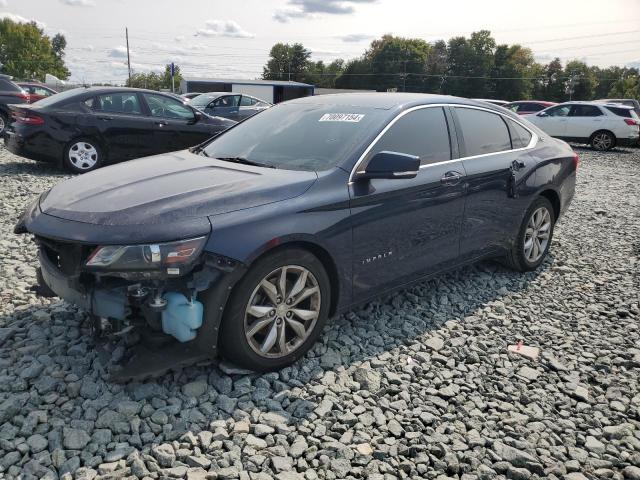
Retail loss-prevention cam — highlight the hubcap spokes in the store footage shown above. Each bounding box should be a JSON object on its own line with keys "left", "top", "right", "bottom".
{"left": 593, "top": 134, "right": 611, "bottom": 150}
{"left": 69, "top": 142, "right": 98, "bottom": 170}
{"left": 244, "top": 265, "right": 321, "bottom": 358}
{"left": 524, "top": 207, "right": 551, "bottom": 263}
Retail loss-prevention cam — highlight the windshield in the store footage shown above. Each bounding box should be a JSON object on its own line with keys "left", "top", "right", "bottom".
{"left": 202, "top": 103, "right": 385, "bottom": 171}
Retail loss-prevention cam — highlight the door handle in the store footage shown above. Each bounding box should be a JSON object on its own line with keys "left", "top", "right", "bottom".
{"left": 511, "top": 159, "right": 526, "bottom": 171}
{"left": 155, "top": 121, "right": 168, "bottom": 127}
{"left": 441, "top": 170, "right": 464, "bottom": 185}
{"left": 97, "top": 115, "right": 113, "bottom": 121}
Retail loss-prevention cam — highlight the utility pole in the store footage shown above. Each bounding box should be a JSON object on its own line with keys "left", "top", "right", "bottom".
{"left": 125, "top": 27, "right": 131, "bottom": 85}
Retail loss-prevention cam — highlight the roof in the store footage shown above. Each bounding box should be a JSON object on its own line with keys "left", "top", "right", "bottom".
{"left": 285, "top": 92, "right": 509, "bottom": 111}
{"left": 182, "top": 78, "right": 313, "bottom": 88}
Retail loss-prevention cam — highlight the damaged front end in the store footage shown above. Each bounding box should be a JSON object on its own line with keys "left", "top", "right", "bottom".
{"left": 32, "top": 233, "right": 245, "bottom": 382}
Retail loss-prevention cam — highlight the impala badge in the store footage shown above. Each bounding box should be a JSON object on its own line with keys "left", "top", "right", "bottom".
{"left": 362, "top": 250, "right": 393, "bottom": 265}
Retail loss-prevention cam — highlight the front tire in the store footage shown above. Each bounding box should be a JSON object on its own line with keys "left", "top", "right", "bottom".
{"left": 64, "top": 138, "right": 103, "bottom": 173}
{"left": 0, "top": 111, "right": 7, "bottom": 135}
{"left": 504, "top": 196, "right": 556, "bottom": 272}
{"left": 218, "top": 248, "right": 331, "bottom": 371}
{"left": 590, "top": 130, "right": 615, "bottom": 151}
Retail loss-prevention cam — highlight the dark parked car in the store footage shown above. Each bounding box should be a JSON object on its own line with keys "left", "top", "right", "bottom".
{"left": 182, "top": 92, "right": 201, "bottom": 100}
{"left": 17, "top": 82, "right": 58, "bottom": 103}
{"left": 4, "top": 87, "right": 236, "bottom": 173}
{"left": 0, "top": 74, "right": 29, "bottom": 135}
{"left": 15, "top": 93, "right": 577, "bottom": 377}
{"left": 504, "top": 100, "right": 557, "bottom": 116}
{"left": 189, "top": 92, "right": 272, "bottom": 121}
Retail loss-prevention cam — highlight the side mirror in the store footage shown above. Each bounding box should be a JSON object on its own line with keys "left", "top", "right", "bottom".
{"left": 537, "top": 111, "right": 548, "bottom": 117}
{"left": 189, "top": 111, "right": 202, "bottom": 124}
{"left": 355, "top": 151, "right": 420, "bottom": 181}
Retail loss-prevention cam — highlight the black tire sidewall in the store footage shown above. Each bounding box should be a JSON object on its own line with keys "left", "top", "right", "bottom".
{"left": 0, "top": 111, "right": 7, "bottom": 135}
{"left": 63, "top": 138, "right": 103, "bottom": 173}
{"left": 514, "top": 197, "right": 556, "bottom": 271}
{"left": 217, "top": 248, "right": 331, "bottom": 371}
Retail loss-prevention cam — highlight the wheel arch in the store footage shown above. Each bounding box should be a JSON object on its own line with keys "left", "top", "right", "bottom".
{"left": 538, "top": 188, "right": 561, "bottom": 221}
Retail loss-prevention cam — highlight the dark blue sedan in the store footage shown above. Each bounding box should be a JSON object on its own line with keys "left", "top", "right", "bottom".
{"left": 16, "top": 93, "right": 577, "bottom": 377}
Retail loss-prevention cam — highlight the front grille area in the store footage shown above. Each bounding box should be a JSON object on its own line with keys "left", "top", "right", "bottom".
{"left": 37, "top": 236, "right": 95, "bottom": 277}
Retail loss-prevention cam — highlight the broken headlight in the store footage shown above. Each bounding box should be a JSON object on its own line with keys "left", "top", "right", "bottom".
{"left": 85, "top": 237, "right": 207, "bottom": 274}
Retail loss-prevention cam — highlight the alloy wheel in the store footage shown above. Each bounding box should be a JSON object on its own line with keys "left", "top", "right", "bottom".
{"left": 68, "top": 142, "right": 98, "bottom": 170}
{"left": 244, "top": 265, "right": 321, "bottom": 359}
{"left": 524, "top": 206, "right": 551, "bottom": 263}
{"left": 0, "top": 115, "right": 5, "bottom": 134}
{"left": 592, "top": 132, "right": 613, "bottom": 151}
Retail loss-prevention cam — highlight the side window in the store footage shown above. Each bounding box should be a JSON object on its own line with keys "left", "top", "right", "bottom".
{"left": 506, "top": 119, "right": 533, "bottom": 149}
{"left": 546, "top": 105, "right": 571, "bottom": 117}
{"left": 239, "top": 96, "right": 255, "bottom": 107}
{"left": 94, "top": 93, "right": 142, "bottom": 114}
{"left": 84, "top": 97, "right": 95, "bottom": 109}
{"left": 214, "top": 96, "right": 233, "bottom": 108}
{"left": 366, "top": 107, "right": 451, "bottom": 166}
{"left": 455, "top": 107, "right": 511, "bottom": 156}
{"left": 143, "top": 94, "right": 195, "bottom": 120}
{"left": 528, "top": 103, "right": 545, "bottom": 112}
{"left": 35, "top": 87, "right": 52, "bottom": 96}
{"left": 571, "top": 105, "right": 603, "bottom": 117}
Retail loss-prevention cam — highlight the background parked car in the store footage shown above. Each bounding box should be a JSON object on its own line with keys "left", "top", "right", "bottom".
{"left": 0, "top": 74, "right": 29, "bottom": 135}
{"left": 189, "top": 92, "right": 272, "bottom": 121}
{"left": 595, "top": 98, "right": 640, "bottom": 117}
{"left": 4, "top": 87, "right": 236, "bottom": 173}
{"left": 182, "top": 92, "right": 201, "bottom": 100}
{"left": 504, "top": 100, "right": 557, "bottom": 116}
{"left": 17, "top": 82, "right": 58, "bottom": 103}
{"left": 527, "top": 101, "right": 640, "bottom": 151}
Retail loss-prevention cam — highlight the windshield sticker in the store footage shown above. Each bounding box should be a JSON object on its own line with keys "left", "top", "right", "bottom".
{"left": 319, "top": 113, "right": 365, "bottom": 123}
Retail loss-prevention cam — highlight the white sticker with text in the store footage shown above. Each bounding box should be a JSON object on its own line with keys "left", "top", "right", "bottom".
{"left": 319, "top": 113, "right": 365, "bottom": 123}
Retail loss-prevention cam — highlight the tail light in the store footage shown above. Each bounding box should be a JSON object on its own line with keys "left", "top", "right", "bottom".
{"left": 12, "top": 111, "right": 45, "bottom": 125}
{"left": 14, "top": 91, "right": 30, "bottom": 102}
{"left": 573, "top": 152, "right": 580, "bottom": 171}
{"left": 623, "top": 118, "right": 639, "bottom": 126}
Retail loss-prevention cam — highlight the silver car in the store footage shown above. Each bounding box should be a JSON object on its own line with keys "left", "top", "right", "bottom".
{"left": 188, "top": 92, "right": 272, "bottom": 121}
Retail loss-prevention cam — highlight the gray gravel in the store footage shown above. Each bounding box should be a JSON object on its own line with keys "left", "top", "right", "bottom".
{"left": 0, "top": 145, "right": 639, "bottom": 480}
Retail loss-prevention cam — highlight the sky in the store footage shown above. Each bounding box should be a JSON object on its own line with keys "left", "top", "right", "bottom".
{"left": 1, "top": 0, "right": 639, "bottom": 84}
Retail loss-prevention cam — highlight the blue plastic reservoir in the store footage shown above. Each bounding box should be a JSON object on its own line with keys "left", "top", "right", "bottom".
{"left": 161, "top": 292, "right": 204, "bottom": 343}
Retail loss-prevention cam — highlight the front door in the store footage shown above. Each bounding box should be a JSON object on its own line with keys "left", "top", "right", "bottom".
{"left": 565, "top": 104, "right": 605, "bottom": 140}
{"left": 349, "top": 107, "right": 466, "bottom": 300}
{"left": 208, "top": 95, "right": 241, "bottom": 120}
{"left": 142, "top": 93, "right": 213, "bottom": 152}
{"left": 533, "top": 104, "right": 571, "bottom": 137}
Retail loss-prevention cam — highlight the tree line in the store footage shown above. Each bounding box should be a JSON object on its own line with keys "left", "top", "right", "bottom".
{"left": 0, "top": 19, "right": 69, "bottom": 80}
{"left": 263, "top": 31, "right": 640, "bottom": 101}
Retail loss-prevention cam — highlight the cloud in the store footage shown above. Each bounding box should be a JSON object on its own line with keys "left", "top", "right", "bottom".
{"left": 196, "top": 20, "right": 254, "bottom": 38}
{"left": 59, "top": 0, "right": 95, "bottom": 6}
{"left": 0, "top": 12, "right": 46, "bottom": 28}
{"left": 626, "top": 60, "right": 640, "bottom": 69}
{"left": 274, "top": 0, "right": 376, "bottom": 22}
{"left": 109, "top": 46, "right": 131, "bottom": 58}
{"left": 0, "top": 0, "right": 7, "bottom": 7}
{"left": 340, "top": 33, "right": 373, "bottom": 42}
{"left": 175, "top": 35, "right": 185, "bottom": 43}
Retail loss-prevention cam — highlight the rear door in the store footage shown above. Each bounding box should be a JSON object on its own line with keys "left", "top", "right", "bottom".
{"left": 141, "top": 93, "right": 215, "bottom": 152}
{"left": 565, "top": 104, "right": 605, "bottom": 140}
{"left": 451, "top": 106, "right": 537, "bottom": 259}
{"left": 88, "top": 92, "right": 155, "bottom": 160}
{"left": 350, "top": 106, "right": 467, "bottom": 300}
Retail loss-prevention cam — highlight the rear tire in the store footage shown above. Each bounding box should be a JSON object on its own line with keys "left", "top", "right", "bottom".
{"left": 217, "top": 248, "right": 331, "bottom": 372}
{"left": 63, "top": 138, "right": 103, "bottom": 173}
{"left": 504, "top": 196, "right": 556, "bottom": 272}
{"left": 590, "top": 130, "right": 615, "bottom": 151}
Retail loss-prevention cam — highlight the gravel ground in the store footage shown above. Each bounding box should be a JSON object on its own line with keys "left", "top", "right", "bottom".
{"left": 0, "top": 144, "right": 639, "bottom": 480}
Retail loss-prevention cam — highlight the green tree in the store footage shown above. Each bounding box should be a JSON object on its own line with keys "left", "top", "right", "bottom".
{"left": 564, "top": 60, "right": 596, "bottom": 100}
{"left": 126, "top": 64, "right": 182, "bottom": 91}
{"left": 490, "top": 44, "right": 536, "bottom": 100}
{"left": 424, "top": 39, "right": 448, "bottom": 93}
{"left": 0, "top": 18, "right": 70, "bottom": 80}
{"left": 608, "top": 75, "right": 640, "bottom": 99}
{"left": 263, "top": 43, "right": 311, "bottom": 82}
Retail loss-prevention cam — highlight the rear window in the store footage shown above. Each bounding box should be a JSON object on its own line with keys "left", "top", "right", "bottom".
{"left": 506, "top": 119, "right": 533, "bottom": 149}
{"left": 605, "top": 106, "right": 634, "bottom": 118}
{"left": 0, "top": 79, "right": 22, "bottom": 92}
{"left": 455, "top": 107, "right": 512, "bottom": 156}
{"left": 31, "top": 88, "right": 85, "bottom": 107}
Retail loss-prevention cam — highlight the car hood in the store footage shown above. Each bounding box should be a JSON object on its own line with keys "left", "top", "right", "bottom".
{"left": 40, "top": 150, "right": 317, "bottom": 227}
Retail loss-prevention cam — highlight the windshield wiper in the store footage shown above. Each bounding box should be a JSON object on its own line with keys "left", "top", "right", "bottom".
{"left": 216, "top": 157, "right": 276, "bottom": 169}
